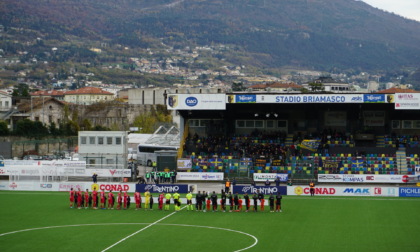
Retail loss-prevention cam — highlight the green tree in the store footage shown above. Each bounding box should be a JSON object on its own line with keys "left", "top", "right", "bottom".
{"left": 12, "top": 84, "right": 30, "bottom": 97}
{"left": 0, "top": 121, "right": 9, "bottom": 135}
{"left": 132, "top": 105, "right": 173, "bottom": 133}
{"left": 232, "top": 81, "right": 246, "bottom": 91}
{"left": 14, "top": 119, "right": 49, "bottom": 138}
{"left": 307, "top": 82, "right": 325, "bottom": 93}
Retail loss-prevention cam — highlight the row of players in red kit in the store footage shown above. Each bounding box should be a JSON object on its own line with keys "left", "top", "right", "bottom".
{"left": 69, "top": 188, "right": 165, "bottom": 210}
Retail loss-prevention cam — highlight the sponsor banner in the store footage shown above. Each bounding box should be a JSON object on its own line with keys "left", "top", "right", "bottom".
{"left": 318, "top": 174, "right": 417, "bottom": 183}
{"left": 233, "top": 186, "right": 287, "bottom": 195}
{"left": 253, "top": 173, "right": 288, "bottom": 182}
{"left": 167, "top": 94, "right": 226, "bottom": 110}
{"left": 38, "top": 160, "right": 86, "bottom": 169}
{"left": 0, "top": 182, "right": 136, "bottom": 192}
{"left": 0, "top": 167, "right": 130, "bottom": 178}
{"left": 256, "top": 94, "right": 364, "bottom": 104}
{"left": 177, "top": 158, "right": 193, "bottom": 170}
{"left": 85, "top": 169, "right": 131, "bottom": 178}
{"left": 287, "top": 186, "right": 398, "bottom": 197}
{"left": 363, "top": 94, "right": 386, "bottom": 103}
{"left": 399, "top": 187, "right": 420, "bottom": 197}
{"left": 136, "top": 184, "right": 189, "bottom": 193}
{"left": 395, "top": 93, "right": 420, "bottom": 110}
{"left": 226, "top": 94, "right": 256, "bottom": 103}
{"left": 0, "top": 160, "right": 4, "bottom": 167}
{"left": 58, "top": 182, "right": 87, "bottom": 192}
{"left": 4, "top": 160, "right": 39, "bottom": 166}
{"left": 176, "top": 172, "right": 224, "bottom": 181}
{"left": 95, "top": 183, "right": 137, "bottom": 192}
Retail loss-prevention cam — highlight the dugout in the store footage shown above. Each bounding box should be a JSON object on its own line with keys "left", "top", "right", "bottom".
{"left": 155, "top": 150, "right": 178, "bottom": 171}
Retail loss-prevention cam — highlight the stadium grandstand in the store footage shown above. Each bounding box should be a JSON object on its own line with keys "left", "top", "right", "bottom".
{"left": 166, "top": 91, "right": 420, "bottom": 183}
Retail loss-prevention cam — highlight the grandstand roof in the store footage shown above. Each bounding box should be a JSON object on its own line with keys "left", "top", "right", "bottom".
{"left": 144, "top": 126, "right": 180, "bottom": 147}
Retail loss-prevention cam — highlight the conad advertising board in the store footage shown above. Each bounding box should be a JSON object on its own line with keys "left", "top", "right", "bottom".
{"left": 317, "top": 174, "right": 415, "bottom": 183}
{"left": 253, "top": 173, "right": 288, "bottom": 182}
{"left": 287, "top": 186, "right": 399, "bottom": 197}
{"left": 176, "top": 172, "right": 224, "bottom": 181}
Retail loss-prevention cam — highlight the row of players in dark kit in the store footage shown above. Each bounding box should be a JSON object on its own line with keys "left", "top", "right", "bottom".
{"left": 199, "top": 190, "right": 283, "bottom": 213}
{"left": 69, "top": 188, "right": 282, "bottom": 212}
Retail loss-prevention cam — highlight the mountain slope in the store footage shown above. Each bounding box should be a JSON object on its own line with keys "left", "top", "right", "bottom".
{"left": 1, "top": 0, "right": 420, "bottom": 71}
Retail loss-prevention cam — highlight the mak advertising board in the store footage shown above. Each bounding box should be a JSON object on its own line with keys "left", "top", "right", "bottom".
{"left": 287, "top": 186, "right": 398, "bottom": 197}
{"left": 167, "top": 94, "right": 226, "bottom": 110}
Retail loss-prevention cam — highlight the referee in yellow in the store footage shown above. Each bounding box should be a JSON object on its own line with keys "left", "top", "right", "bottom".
{"left": 144, "top": 190, "right": 151, "bottom": 210}
{"left": 186, "top": 191, "right": 193, "bottom": 211}
{"left": 165, "top": 192, "right": 172, "bottom": 210}
{"left": 173, "top": 191, "right": 180, "bottom": 211}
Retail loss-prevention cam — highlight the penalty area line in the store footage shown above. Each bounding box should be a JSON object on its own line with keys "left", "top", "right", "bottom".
{"left": 100, "top": 206, "right": 187, "bottom": 252}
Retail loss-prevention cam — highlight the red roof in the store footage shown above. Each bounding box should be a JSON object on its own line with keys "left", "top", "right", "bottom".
{"left": 269, "top": 82, "right": 302, "bottom": 89}
{"left": 65, "top": 87, "right": 113, "bottom": 95}
{"left": 248, "top": 83, "right": 267, "bottom": 89}
{"left": 31, "top": 90, "right": 65, "bottom": 96}
{"left": 375, "top": 87, "right": 420, "bottom": 94}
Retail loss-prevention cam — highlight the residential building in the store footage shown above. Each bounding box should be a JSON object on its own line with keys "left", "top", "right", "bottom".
{"left": 64, "top": 87, "right": 114, "bottom": 105}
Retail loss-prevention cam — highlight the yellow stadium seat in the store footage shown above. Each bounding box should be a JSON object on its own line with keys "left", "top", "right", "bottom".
{"left": 375, "top": 171, "right": 379, "bottom": 174}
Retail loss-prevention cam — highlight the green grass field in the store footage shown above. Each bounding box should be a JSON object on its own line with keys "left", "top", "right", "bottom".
{"left": 0, "top": 191, "right": 419, "bottom": 252}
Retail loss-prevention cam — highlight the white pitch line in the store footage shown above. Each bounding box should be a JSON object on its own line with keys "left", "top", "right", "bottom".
{"left": 0, "top": 222, "right": 258, "bottom": 251}
{"left": 100, "top": 206, "right": 186, "bottom": 252}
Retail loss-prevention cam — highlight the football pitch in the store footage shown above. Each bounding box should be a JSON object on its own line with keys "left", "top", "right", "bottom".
{"left": 0, "top": 191, "right": 419, "bottom": 252}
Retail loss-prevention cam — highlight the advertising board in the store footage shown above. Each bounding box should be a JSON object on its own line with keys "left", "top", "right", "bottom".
{"left": 177, "top": 158, "right": 193, "bottom": 170}
{"left": 136, "top": 184, "right": 189, "bottom": 193}
{"left": 395, "top": 93, "right": 420, "bottom": 110}
{"left": 176, "top": 172, "right": 224, "bottom": 181}
{"left": 287, "top": 186, "right": 398, "bottom": 197}
{"left": 256, "top": 94, "right": 364, "bottom": 103}
{"left": 399, "top": 187, "right": 420, "bottom": 197}
{"left": 167, "top": 94, "right": 226, "bottom": 110}
{"left": 232, "top": 186, "right": 287, "bottom": 195}
{"left": 318, "top": 174, "right": 416, "bottom": 183}
{"left": 253, "top": 173, "right": 288, "bottom": 182}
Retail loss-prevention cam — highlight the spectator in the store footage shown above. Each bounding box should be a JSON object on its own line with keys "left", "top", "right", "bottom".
{"left": 92, "top": 173, "right": 98, "bottom": 183}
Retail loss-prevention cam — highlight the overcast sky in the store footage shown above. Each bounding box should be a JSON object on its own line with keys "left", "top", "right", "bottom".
{"left": 363, "top": 0, "right": 420, "bottom": 22}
